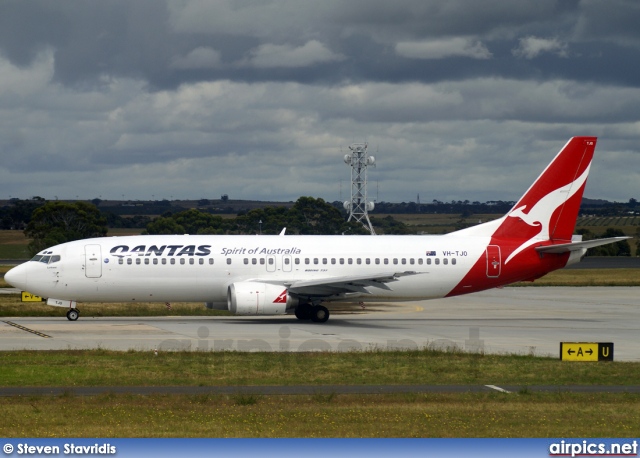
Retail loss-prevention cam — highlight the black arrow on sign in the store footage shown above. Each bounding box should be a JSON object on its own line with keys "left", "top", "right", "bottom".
{"left": 586, "top": 349, "right": 593, "bottom": 355}
{"left": 568, "top": 349, "right": 575, "bottom": 355}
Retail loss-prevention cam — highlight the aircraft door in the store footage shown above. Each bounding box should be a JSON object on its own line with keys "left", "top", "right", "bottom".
{"left": 485, "top": 245, "right": 501, "bottom": 278}
{"left": 282, "top": 255, "right": 292, "bottom": 272}
{"left": 266, "top": 255, "right": 276, "bottom": 272}
{"left": 85, "top": 244, "right": 102, "bottom": 278}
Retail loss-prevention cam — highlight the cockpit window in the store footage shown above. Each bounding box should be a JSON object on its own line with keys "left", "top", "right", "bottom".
{"left": 30, "top": 254, "right": 61, "bottom": 264}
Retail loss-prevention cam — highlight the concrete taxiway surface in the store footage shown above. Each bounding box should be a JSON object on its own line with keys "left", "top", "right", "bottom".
{"left": 1, "top": 287, "right": 639, "bottom": 361}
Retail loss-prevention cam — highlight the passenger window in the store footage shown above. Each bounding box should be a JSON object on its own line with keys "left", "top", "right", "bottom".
{"left": 314, "top": 258, "right": 318, "bottom": 265}
{"left": 384, "top": 258, "right": 389, "bottom": 265}
{"left": 189, "top": 258, "right": 194, "bottom": 265}
{"left": 357, "top": 258, "right": 361, "bottom": 265}
{"left": 260, "top": 258, "right": 265, "bottom": 265}
{"left": 418, "top": 259, "right": 423, "bottom": 265}
{"left": 209, "top": 258, "right": 214, "bottom": 265}
{"left": 366, "top": 258, "right": 370, "bottom": 265}
{"left": 348, "top": 258, "right": 353, "bottom": 265}
{"left": 393, "top": 258, "right": 398, "bottom": 265}
{"left": 401, "top": 258, "right": 406, "bottom": 265}
{"left": 252, "top": 258, "right": 257, "bottom": 265}
{"left": 244, "top": 258, "right": 249, "bottom": 265}
{"left": 144, "top": 259, "right": 149, "bottom": 265}
{"left": 171, "top": 258, "right": 175, "bottom": 265}
{"left": 119, "top": 258, "right": 124, "bottom": 265}
{"left": 427, "top": 259, "right": 431, "bottom": 265}
{"left": 435, "top": 258, "right": 440, "bottom": 265}
{"left": 127, "top": 258, "right": 132, "bottom": 265}
{"left": 375, "top": 258, "right": 380, "bottom": 265}
{"left": 305, "top": 258, "right": 310, "bottom": 265}
{"left": 322, "top": 258, "right": 327, "bottom": 264}
{"left": 268, "top": 258, "right": 274, "bottom": 265}
{"left": 180, "top": 258, "right": 185, "bottom": 265}
{"left": 295, "top": 258, "right": 300, "bottom": 265}
{"left": 410, "top": 259, "right": 415, "bottom": 265}
{"left": 340, "top": 258, "right": 344, "bottom": 265}
{"left": 153, "top": 259, "right": 158, "bottom": 265}
{"left": 331, "top": 258, "right": 336, "bottom": 265}
{"left": 227, "top": 258, "right": 232, "bottom": 265}
{"left": 452, "top": 258, "right": 456, "bottom": 265}
{"left": 285, "top": 258, "right": 290, "bottom": 265}
{"left": 443, "top": 258, "right": 448, "bottom": 265}
{"left": 136, "top": 258, "right": 141, "bottom": 265}
{"left": 199, "top": 258, "right": 204, "bottom": 265}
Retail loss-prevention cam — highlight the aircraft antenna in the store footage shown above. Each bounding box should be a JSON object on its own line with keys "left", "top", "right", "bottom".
{"left": 343, "top": 143, "right": 376, "bottom": 235}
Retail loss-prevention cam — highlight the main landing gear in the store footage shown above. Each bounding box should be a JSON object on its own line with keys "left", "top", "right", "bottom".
{"left": 294, "top": 303, "right": 330, "bottom": 323}
{"left": 66, "top": 308, "right": 80, "bottom": 321}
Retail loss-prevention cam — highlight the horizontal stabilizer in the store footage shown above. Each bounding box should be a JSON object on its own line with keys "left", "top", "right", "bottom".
{"left": 535, "top": 237, "right": 631, "bottom": 254}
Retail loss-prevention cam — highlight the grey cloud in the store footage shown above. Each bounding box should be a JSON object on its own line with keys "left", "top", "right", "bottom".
{"left": 0, "top": 1, "right": 639, "bottom": 203}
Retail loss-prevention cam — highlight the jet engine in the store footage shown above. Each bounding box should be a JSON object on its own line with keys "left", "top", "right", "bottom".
{"left": 227, "top": 282, "right": 297, "bottom": 315}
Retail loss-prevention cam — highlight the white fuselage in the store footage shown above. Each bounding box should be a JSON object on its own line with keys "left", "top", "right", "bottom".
{"left": 11, "top": 234, "right": 490, "bottom": 306}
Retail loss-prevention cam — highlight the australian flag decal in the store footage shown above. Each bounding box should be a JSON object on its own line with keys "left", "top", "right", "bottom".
{"left": 425, "top": 251, "right": 436, "bottom": 256}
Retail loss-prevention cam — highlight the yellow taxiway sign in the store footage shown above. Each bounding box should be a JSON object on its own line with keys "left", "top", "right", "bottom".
{"left": 560, "top": 342, "right": 614, "bottom": 361}
{"left": 21, "top": 291, "right": 44, "bottom": 302}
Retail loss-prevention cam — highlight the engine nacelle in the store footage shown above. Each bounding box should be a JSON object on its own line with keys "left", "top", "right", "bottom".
{"left": 227, "top": 282, "right": 297, "bottom": 315}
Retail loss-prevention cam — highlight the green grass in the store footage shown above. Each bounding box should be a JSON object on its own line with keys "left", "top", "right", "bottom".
{"left": 2, "top": 392, "right": 639, "bottom": 437}
{"left": 512, "top": 268, "right": 640, "bottom": 286}
{"left": 0, "top": 295, "right": 231, "bottom": 317}
{"left": 1, "top": 349, "right": 639, "bottom": 387}
{"left": 1, "top": 349, "right": 640, "bottom": 437}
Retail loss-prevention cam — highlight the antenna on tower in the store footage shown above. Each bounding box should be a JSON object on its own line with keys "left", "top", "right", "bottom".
{"left": 343, "top": 142, "right": 376, "bottom": 235}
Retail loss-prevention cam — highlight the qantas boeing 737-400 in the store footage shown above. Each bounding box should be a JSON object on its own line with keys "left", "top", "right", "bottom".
{"left": 4, "top": 137, "right": 628, "bottom": 322}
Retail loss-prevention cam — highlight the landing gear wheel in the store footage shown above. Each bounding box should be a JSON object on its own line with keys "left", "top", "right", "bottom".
{"left": 66, "top": 309, "right": 79, "bottom": 321}
{"left": 311, "top": 305, "right": 330, "bottom": 323}
{"left": 295, "top": 303, "right": 313, "bottom": 320}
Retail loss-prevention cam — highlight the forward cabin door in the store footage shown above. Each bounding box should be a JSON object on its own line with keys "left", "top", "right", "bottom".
{"left": 85, "top": 244, "right": 102, "bottom": 278}
{"left": 485, "top": 245, "right": 501, "bottom": 278}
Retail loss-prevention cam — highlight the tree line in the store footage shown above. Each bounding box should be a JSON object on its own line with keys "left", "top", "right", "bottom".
{"left": 1, "top": 197, "right": 635, "bottom": 257}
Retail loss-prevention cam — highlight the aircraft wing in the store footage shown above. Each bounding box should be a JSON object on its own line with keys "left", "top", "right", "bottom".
{"left": 285, "top": 271, "right": 422, "bottom": 297}
{"left": 535, "top": 236, "right": 631, "bottom": 254}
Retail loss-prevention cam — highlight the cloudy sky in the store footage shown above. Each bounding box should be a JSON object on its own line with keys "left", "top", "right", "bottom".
{"left": 1, "top": 0, "right": 639, "bottom": 204}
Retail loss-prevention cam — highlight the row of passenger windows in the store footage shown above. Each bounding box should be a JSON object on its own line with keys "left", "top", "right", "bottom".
{"left": 117, "top": 257, "right": 456, "bottom": 266}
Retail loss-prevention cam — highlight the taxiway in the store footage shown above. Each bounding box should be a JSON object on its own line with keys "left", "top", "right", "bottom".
{"left": 1, "top": 287, "right": 638, "bottom": 361}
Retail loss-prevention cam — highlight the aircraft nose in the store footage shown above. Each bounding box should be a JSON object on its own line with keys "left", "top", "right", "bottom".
{"left": 4, "top": 263, "right": 28, "bottom": 290}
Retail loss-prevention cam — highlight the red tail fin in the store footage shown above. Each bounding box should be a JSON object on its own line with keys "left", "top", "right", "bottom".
{"left": 493, "top": 137, "right": 596, "bottom": 262}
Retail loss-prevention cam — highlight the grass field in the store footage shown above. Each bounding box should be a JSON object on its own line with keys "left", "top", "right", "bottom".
{"left": 1, "top": 350, "right": 640, "bottom": 437}
{"left": 2, "top": 392, "right": 638, "bottom": 437}
{"left": 2, "top": 349, "right": 640, "bottom": 387}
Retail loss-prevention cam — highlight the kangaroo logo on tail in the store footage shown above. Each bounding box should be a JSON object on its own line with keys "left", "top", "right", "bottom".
{"left": 504, "top": 162, "right": 591, "bottom": 264}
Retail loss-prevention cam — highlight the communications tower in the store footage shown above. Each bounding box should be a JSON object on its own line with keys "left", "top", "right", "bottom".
{"left": 343, "top": 143, "right": 376, "bottom": 235}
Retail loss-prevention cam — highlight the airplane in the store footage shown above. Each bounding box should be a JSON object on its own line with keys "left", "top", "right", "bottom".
{"left": 4, "top": 136, "right": 628, "bottom": 323}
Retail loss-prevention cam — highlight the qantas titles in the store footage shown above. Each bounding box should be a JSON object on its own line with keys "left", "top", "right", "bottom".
{"left": 109, "top": 244, "right": 303, "bottom": 257}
